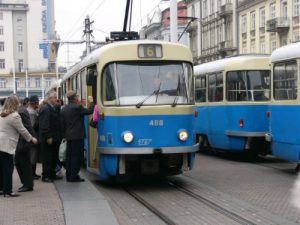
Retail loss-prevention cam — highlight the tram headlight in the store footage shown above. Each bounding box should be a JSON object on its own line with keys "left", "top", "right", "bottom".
{"left": 122, "top": 131, "right": 134, "bottom": 143}
{"left": 178, "top": 130, "right": 188, "bottom": 142}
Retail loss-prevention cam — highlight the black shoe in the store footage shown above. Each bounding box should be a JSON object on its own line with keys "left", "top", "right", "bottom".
{"left": 18, "top": 186, "right": 33, "bottom": 192}
{"left": 42, "top": 177, "right": 53, "bottom": 183}
{"left": 69, "top": 178, "right": 85, "bottom": 182}
{"left": 4, "top": 192, "right": 20, "bottom": 197}
{"left": 51, "top": 175, "right": 63, "bottom": 180}
{"left": 0, "top": 190, "right": 3, "bottom": 195}
{"left": 33, "top": 174, "right": 41, "bottom": 180}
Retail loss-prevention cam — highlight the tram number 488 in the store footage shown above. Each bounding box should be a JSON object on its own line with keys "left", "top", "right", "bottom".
{"left": 149, "top": 120, "right": 164, "bottom": 126}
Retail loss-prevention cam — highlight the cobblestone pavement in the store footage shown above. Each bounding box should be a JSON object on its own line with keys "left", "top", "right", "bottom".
{"left": 185, "top": 153, "right": 300, "bottom": 224}
{"left": 90, "top": 153, "right": 300, "bottom": 225}
{"left": 0, "top": 166, "right": 65, "bottom": 225}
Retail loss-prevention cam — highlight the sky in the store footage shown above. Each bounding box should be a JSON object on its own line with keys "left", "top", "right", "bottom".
{"left": 54, "top": 0, "right": 170, "bottom": 68}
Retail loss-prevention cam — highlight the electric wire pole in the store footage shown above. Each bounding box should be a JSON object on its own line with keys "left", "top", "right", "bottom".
{"left": 84, "top": 15, "right": 94, "bottom": 55}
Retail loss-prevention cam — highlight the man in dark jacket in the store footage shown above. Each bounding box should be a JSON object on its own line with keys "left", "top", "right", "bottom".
{"left": 60, "top": 90, "right": 94, "bottom": 182}
{"left": 15, "top": 98, "right": 35, "bottom": 192}
{"left": 39, "top": 91, "right": 61, "bottom": 182}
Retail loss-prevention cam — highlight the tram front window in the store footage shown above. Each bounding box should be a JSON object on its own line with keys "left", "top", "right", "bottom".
{"left": 102, "top": 62, "right": 194, "bottom": 106}
{"left": 226, "top": 70, "right": 270, "bottom": 102}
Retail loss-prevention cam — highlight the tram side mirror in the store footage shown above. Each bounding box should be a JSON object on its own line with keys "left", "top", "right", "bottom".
{"left": 86, "top": 70, "right": 96, "bottom": 86}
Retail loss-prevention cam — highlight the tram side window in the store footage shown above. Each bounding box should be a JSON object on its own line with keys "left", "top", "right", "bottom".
{"left": 81, "top": 70, "right": 87, "bottom": 103}
{"left": 274, "top": 61, "right": 297, "bottom": 100}
{"left": 102, "top": 64, "right": 117, "bottom": 105}
{"left": 195, "top": 76, "right": 206, "bottom": 102}
{"left": 208, "top": 73, "right": 223, "bottom": 102}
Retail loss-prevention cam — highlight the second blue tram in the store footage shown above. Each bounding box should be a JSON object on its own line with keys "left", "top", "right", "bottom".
{"left": 194, "top": 55, "right": 271, "bottom": 156}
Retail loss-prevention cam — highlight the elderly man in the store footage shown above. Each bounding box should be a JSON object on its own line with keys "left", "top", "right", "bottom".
{"left": 60, "top": 90, "right": 94, "bottom": 182}
{"left": 38, "top": 91, "right": 61, "bottom": 182}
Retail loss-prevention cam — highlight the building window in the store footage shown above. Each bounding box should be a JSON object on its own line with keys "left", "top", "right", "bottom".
{"left": 241, "top": 15, "right": 247, "bottom": 33}
{"left": 260, "top": 41, "right": 266, "bottom": 53}
{"left": 203, "top": 0, "right": 207, "bottom": 18}
{"left": 208, "top": 73, "right": 223, "bottom": 102}
{"left": 259, "top": 8, "right": 265, "bottom": 27}
{"left": 0, "top": 13, "right": 3, "bottom": 20}
{"left": 210, "top": 0, "right": 214, "bottom": 14}
{"left": 46, "top": 78, "right": 51, "bottom": 88}
{"left": 0, "top": 78, "right": 6, "bottom": 88}
{"left": 270, "top": 3, "right": 276, "bottom": 19}
{"left": 250, "top": 11, "right": 256, "bottom": 30}
{"left": 0, "top": 26, "right": 3, "bottom": 35}
{"left": 281, "top": 1, "right": 287, "bottom": 18}
{"left": 18, "top": 59, "right": 23, "bottom": 72}
{"left": 271, "top": 40, "right": 277, "bottom": 51}
{"left": 16, "top": 78, "right": 20, "bottom": 89}
{"left": 217, "top": 0, "right": 222, "bottom": 9}
{"left": 35, "top": 78, "right": 41, "bottom": 88}
{"left": 273, "top": 61, "right": 297, "bottom": 100}
{"left": 26, "top": 78, "right": 30, "bottom": 88}
{"left": 294, "top": 0, "right": 300, "bottom": 16}
{"left": 251, "top": 40, "right": 256, "bottom": 53}
{"left": 195, "top": 76, "right": 206, "bottom": 102}
{"left": 0, "top": 42, "right": 4, "bottom": 52}
{"left": 18, "top": 42, "right": 23, "bottom": 52}
{"left": 0, "top": 59, "right": 5, "bottom": 69}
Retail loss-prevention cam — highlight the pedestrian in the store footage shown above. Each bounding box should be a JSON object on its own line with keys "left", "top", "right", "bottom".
{"left": 0, "top": 95, "right": 37, "bottom": 197}
{"left": 38, "top": 91, "right": 61, "bottom": 183}
{"left": 15, "top": 98, "right": 36, "bottom": 192}
{"left": 60, "top": 90, "right": 94, "bottom": 182}
{"left": 27, "top": 95, "right": 40, "bottom": 179}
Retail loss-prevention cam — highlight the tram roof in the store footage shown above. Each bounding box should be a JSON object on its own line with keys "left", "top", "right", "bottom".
{"left": 61, "top": 40, "right": 191, "bottom": 82}
{"left": 271, "top": 42, "right": 300, "bottom": 63}
{"left": 194, "top": 54, "right": 270, "bottom": 75}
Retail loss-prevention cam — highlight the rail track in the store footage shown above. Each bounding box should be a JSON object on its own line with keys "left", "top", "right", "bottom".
{"left": 124, "top": 180, "right": 257, "bottom": 225}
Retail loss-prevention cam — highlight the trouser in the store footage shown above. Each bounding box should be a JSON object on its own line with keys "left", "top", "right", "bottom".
{"left": 66, "top": 139, "right": 84, "bottom": 181}
{"left": 41, "top": 141, "right": 60, "bottom": 179}
{"left": 30, "top": 146, "right": 39, "bottom": 175}
{"left": 15, "top": 148, "right": 33, "bottom": 188}
{"left": 0, "top": 151, "right": 14, "bottom": 194}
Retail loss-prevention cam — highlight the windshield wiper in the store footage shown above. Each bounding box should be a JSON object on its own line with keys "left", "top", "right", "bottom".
{"left": 136, "top": 82, "right": 161, "bottom": 108}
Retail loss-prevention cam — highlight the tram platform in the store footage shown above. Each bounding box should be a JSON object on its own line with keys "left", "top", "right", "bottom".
{"left": 0, "top": 164, "right": 119, "bottom": 225}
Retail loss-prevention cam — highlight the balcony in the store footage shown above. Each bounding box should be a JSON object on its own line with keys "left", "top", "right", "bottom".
{"left": 202, "top": 16, "right": 209, "bottom": 25}
{"left": 266, "top": 17, "right": 290, "bottom": 33}
{"left": 218, "top": 3, "right": 233, "bottom": 18}
{"left": 218, "top": 41, "right": 237, "bottom": 54}
{"left": 0, "top": 3, "right": 28, "bottom": 11}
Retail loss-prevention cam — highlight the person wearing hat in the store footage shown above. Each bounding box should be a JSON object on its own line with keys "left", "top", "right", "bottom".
{"left": 27, "top": 95, "right": 40, "bottom": 179}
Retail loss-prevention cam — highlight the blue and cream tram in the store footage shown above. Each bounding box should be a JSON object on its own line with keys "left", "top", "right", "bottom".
{"left": 266, "top": 42, "right": 300, "bottom": 166}
{"left": 194, "top": 55, "right": 271, "bottom": 156}
{"left": 60, "top": 40, "right": 198, "bottom": 180}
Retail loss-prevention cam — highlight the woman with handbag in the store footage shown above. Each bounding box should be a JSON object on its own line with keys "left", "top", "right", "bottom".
{"left": 0, "top": 95, "right": 38, "bottom": 197}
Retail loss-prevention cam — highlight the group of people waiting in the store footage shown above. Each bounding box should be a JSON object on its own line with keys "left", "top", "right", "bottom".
{"left": 0, "top": 90, "right": 94, "bottom": 197}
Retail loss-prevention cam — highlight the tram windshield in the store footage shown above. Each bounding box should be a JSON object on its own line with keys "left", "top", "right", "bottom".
{"left": 102, "top": 61, "right": 194, "bottom": 106}
{"left": 226, "top": 70, "right": 270, "bottom": 102}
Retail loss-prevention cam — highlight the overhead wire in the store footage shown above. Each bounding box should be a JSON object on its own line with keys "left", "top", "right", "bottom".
{"left": 63, "top": 0, "right": 96, "bottom": 40}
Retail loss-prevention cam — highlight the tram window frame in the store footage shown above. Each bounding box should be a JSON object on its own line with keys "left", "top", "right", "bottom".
{"left": 195, "top": 76, "right": 207, "bottom": 102}
{"left": 101, "top": 63, "right": 117, "bottom": 106}
{"left": 273, "top": 60, "right": 298, "bottom": 100}
{"left": 81, "top": 70, "right": 87, "bottom": 104}
{"left": 208, "top": 72, "right": 223, "bottom": 102}
{"left": 226, "top": 70, "right": 270, "bottom": 102}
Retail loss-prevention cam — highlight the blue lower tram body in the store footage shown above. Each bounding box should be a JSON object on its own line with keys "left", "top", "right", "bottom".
{"left": 93, "top": 114, "right": 197, "bottom": 180}
{"left": 195, "top": 105, "right": 270, "bottom": 153}
{"left": 269, "top": 105, "right": 300, "bottom": 163}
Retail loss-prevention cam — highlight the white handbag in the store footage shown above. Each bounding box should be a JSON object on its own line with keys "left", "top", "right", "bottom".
{"left": 58, "top": 138, "right": 67, "bottom": 162}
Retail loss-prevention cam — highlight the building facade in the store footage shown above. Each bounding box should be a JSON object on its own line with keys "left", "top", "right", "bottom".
{"left": 0, "top": 0, "right": 58, "bottom": 98}
{"left": 238, "top": 0, "right": 300, "bottom": 54}
{"left": 140, "top": 1, "right": 190, "bottom": 48}
{"left": 186, "top": 0, "right": 238, "bottom": 65}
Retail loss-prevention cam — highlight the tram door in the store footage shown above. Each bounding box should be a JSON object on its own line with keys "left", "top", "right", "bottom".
{"left": 86, "top": 68, "right": 99, "bottom": 170}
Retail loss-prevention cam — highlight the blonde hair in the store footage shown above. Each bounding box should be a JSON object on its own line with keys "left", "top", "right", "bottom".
{"left": 0, "top": 95, "right": 20, "bottom": 117}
